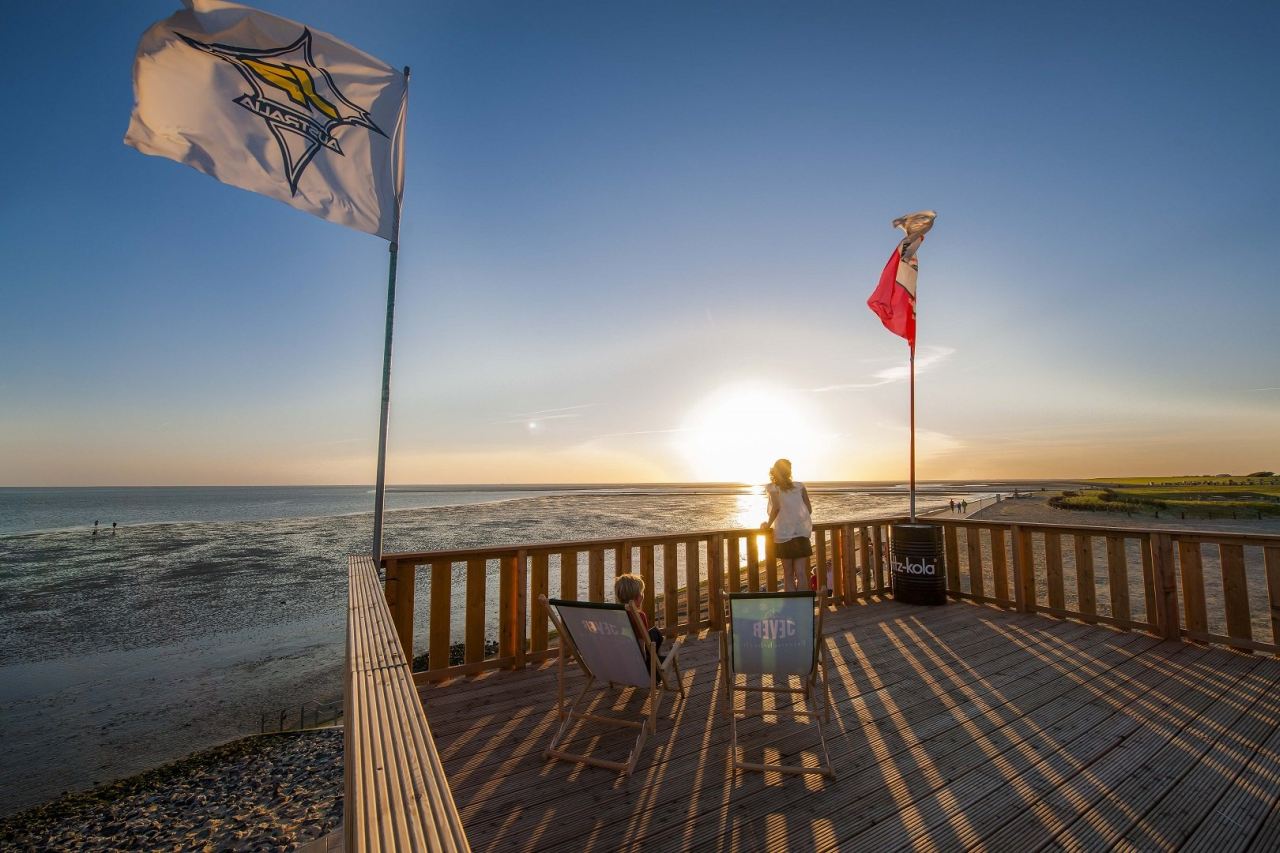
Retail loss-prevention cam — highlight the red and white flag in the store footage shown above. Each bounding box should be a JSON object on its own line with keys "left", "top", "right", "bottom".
{"left": 867, "top": 242, "right": 919, "bottom": 349}
{"left": 867, "top": 211, "right": 935, "bottom": 351}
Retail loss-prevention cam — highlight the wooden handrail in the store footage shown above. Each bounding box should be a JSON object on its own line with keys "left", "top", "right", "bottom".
{"left": 346, "top": 555, "right": 470, "bottom": 852}
{"left": 380, "top": 514, "right": 1280, "bottom": 682}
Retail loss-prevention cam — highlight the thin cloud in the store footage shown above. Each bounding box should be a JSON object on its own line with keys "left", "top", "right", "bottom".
{"left": 1248, "top": 387, "right": 1280, "bottom": 392}
{"left": 585, "top": 427, "right": 690, "bottom": 440}
{"left": 811, "top": 346, "right": 956, "bottom": 393}
{"left": 494, "top": 403, "right": 598, "bottom": 425}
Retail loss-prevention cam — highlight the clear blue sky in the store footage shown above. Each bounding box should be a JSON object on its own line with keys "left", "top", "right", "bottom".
{"left": 1, "top": 0, "right": 1276, "bottom": 485}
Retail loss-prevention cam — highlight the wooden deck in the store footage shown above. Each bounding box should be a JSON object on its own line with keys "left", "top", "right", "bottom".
{"left": 419, "top": 598, "right": 1280, "bottom": 852}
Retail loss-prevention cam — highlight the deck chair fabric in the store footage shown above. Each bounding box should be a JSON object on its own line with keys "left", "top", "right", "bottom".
{"left": 720, "top": 590, "right": 835, "bottom": 777}
{"left": 541, "top": 596, "right": 686, "bottom": 776}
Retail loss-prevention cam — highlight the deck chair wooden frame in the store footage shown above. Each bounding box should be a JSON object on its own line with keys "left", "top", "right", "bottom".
{"left": 719, "top": 589, "right": 836, "bottom": 777}
{"left": 541, "top": 595, "right": 686, "bottom": 776}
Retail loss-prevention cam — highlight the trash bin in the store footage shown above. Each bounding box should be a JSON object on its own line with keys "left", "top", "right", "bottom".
{"left": 890, "top": 523, "right": 947, "bottom": 605}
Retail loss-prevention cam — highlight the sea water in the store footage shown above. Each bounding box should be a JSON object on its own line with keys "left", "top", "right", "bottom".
{"left": 0, "top": 484, "right": 967, "bottom": 816}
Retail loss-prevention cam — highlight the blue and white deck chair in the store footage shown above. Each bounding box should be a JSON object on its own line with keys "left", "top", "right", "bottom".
{"left": 540, "top": 595, "right": 686, "bottom": 776}
{"left": 719, "top": 590, "right": 835, "bottom": 777}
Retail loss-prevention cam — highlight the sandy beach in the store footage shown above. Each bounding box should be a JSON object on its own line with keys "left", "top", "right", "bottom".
{"left": 970, "top": 490, "right": 1280, "bottom": 536}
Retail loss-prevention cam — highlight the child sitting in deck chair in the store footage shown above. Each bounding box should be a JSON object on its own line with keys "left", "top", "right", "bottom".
{"left": 615, "top": 573, "right": 667, "bottom": 661}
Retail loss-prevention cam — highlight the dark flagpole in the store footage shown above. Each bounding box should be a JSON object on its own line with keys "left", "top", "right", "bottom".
{"left": 891, "top": 209, "right": 934, "bottom": 525}
{"left": 910, "top": 345, "right": 916, "bottom": 522}
{"left": 372, "top": 66, "right": 410, "bottom": 563}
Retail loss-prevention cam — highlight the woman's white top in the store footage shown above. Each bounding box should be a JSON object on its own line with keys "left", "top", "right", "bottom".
{"left": 766, "top": 481, "right": 812, "bottom": 542}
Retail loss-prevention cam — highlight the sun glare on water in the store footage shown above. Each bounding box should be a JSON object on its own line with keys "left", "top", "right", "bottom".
{"left": 680, "top": 384, "right": 827, "bottom": 484}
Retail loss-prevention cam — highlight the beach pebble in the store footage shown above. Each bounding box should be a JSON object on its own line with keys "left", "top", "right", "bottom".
{"left": 0, "top": 729, "right": 342, "bottom": 851}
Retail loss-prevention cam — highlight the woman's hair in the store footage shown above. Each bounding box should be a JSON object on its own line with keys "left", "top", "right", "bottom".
{"left": 769, "top": 458, "right": 795, "bottom": 491}
{"left": 614, "top": 573, "right": 645, "bottom": 604}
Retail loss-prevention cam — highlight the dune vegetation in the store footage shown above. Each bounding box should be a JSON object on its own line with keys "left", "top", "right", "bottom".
{"left": 1053, "top": 473, "right": 1280, "bottom": 519}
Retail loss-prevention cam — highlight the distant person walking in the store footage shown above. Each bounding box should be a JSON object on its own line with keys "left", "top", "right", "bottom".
{"left": 112, "top": 522, "right": 118, "bottom": 536}
{"left": 763, "top": 458, "right": 813, "bottom": 592}
{"left": 949, "top": 499, "right": 956, "bottom": 513}
{"left": 92, "top": 520, "right": 99, "bottom": 537}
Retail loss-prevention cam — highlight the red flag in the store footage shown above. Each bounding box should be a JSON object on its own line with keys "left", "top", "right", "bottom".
{"left": 867, "top": 241, "right": 919, "bottom": 350}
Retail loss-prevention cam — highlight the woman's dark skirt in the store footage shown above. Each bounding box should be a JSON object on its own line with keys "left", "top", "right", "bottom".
{"left": 776, "top": 536, "right": 813, "bottom": 559}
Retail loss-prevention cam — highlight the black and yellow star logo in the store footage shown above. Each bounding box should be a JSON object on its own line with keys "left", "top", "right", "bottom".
{"left": 178, "top": 29, "right": 386, "bottom": 195}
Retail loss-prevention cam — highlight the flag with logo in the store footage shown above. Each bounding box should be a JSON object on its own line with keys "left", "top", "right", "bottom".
{"left": 125, "top": 0, "right": 407, "bottom": 240}
{"left": 866, "top": 211, "right": 936, "bottom": 351}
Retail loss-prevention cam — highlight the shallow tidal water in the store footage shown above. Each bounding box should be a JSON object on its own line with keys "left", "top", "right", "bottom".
{"left": 0, "top": 485, "right": 962, "bottom": 815}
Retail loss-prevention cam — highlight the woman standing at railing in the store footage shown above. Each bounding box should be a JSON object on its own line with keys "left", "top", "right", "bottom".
{"left": 763, "top": 458, "right": 814, "bottom": 591}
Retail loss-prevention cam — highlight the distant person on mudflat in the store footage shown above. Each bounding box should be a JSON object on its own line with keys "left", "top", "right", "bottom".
{"left": 762, "top": 458, "right": 813, "bottom": 592}
{"left": 950, "top": 499, "right": 955, "bottom": 513}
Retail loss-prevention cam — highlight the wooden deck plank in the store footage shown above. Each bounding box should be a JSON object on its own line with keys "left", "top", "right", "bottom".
{"left": 413, "top": 599, "right": 1280, "bottom": 853}
{"left": 973, "top": 647, "right": 1256, "bottom": 852}
{"left": 465, "top": 617, "right": 1105, "bottom": 845}
{"left": 429, "top": 605, "right": 1090, "bottom": 779}
{"left": 571, "top": 620, "right": 1129, "bottom": 853}
{"left": 437, "top": 605, "right": 1067, "bottom": 805}
{"left": 1181, "top": 687, "right": 1280, "bottom": 853}
{"left": 972, "top": 645, "right": 1264, "bottom": 850}
{"left": 800, "top": 640, "right": 1221, "bottom": 853}
{"left": 1118, "top": 660, "right": 1280, "bottom": 850}
{"left": 1016, "top": 652, "right": 1269, "bottom": 852}
{"left": 445, "top": 611, "right": 1100, "bottom": 844}
{"left": 695, "top": 628, "right": 1171, "bottom": 853}
{"left": 463, "top": 617, "right": 1121, "bottom": 845}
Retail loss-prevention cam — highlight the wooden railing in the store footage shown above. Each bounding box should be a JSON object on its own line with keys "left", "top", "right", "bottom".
{"left": 929, "top": 518, "right": 1280, "bottom": 654}
{"left": 381, "top": 519, "right": 900, "bottom": 683}
{"left": 381, "top": 517, "right": 1280, "bottom": 682}
{"left": 346, "top": 555, "right": 470, "bottom": 851}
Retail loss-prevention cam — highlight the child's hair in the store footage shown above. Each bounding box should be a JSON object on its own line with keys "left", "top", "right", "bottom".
{"left": 614, "top": 573, "right": 645, "bottom": 604}
{"left": 769, "top": 458, "right": 795, "bottom": 491}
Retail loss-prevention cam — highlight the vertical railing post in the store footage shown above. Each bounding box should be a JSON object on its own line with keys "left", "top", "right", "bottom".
{"left": 383, "top": 557, "right": 415, "bottom": 662}
{"left": 708, "top": 534, "right": 724, "bottom": 630}
{"left": 684, "top": 539, "right": 702, "bottom": 631}
{"left": 640, "top": 545, "right": 656, "bottom": 620}
{"left": 763, "top": 529, "right": 778, "bottom": 591}
{"left": 1264, "top": 546, "right": 1280, "bottom": 658}
{"left": 499, "top": 553, "right": 517, "bottom": 662}
{"left": 514, "top": 549, "right": 528, "bottom": 668}
{"left": 814, "top": 528, "right": 829, "bottom": 598}
{"left": 859, "top": 526, "right": 872, "bottom": 596}
{"left": 872, "top": 524, "right": 886, "bottom": 593}
{"left": 746, "top": 533, "right": 761, "bottom": 592}
{"left": 840, "top": 524, "right": 856, "bottom": 605}
{"left": 428, "top": 559, "right": 451, "bottom": 671}
{"left": 1011, "top": 525, "right": 1035, "bottom": 614}
{"left": 1149, "top": 533, "right": 1179, "bottom": 641}
{"left": 944, "top": 525, "right": 961, "bottom": 597}
{"left": 663, "top": 541, "right": 679, "bottom": 632}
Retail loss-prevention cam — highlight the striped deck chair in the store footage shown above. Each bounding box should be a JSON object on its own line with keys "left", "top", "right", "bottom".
{"left": 541, "top": 595, "right": 686, "bottom": 776}
{"left": 719, "top": 590, "right": 835, "bottom": 777}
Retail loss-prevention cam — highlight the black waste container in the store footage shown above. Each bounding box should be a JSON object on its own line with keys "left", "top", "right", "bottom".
{"left": 891, "top": 523, "right": 947, "bottom": 605}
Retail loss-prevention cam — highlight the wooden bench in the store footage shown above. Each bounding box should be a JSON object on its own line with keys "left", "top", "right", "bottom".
{"left": 346, "top": 555, "right": 470, "bottom": 852}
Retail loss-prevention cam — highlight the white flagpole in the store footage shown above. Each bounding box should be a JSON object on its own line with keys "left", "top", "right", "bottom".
{"left": 372, "top": 66, "right": 410, "bottom": 563}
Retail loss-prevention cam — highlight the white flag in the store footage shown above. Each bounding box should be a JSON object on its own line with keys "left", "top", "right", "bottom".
{"left": 125, "top": 0, "right": 406, "bottom": 240}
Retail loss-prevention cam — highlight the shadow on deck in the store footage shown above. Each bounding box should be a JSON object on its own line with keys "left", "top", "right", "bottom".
{"left": 421, "top": 599, "right": 1280, "bottom": 852}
